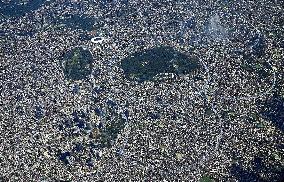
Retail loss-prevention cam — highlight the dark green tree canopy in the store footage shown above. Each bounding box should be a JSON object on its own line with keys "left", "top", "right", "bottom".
{"left": 62, "top": 47, "right": 94, "bottom": 81}
{"left": 120, "top": 46, "right": 200, "bottom": 82}
{"left": 58, "top": 14, "right": 98, "bottom": 31}
{"left": 0, "top": 0, "right": 46, "bottom": 17}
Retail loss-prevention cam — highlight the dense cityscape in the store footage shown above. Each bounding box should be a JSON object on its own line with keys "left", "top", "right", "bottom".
{"left": 0, "top": 0, "right": 283, "bottom": 181}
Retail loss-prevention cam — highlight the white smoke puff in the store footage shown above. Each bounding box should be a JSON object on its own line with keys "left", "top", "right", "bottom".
{"left": 207, "top": 14, "right": 228, "bottom": 42}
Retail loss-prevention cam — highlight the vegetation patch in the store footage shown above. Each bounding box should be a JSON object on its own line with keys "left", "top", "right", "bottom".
{"left": 120, "top": 46, "right": 200, "bottom": 82}
{"left": 62, "top": 47, "right": 93, "bottom": 81}
{"left": 92, "top": 103, "right": 128, "bottom": 148}
{"left": 58, "top": 14, "right": 98, "bottom": 31}
{"left": 231, "top": 156, "right": 284, "bottom": 182}
{"left": 200, "top": 175, "right": 214, "bottom": 182}
{"left": 260, "top": 94, "right": 284, "bottom": 132}
{"left": 0, "top": 0, "right": 46, "bottom": 17}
